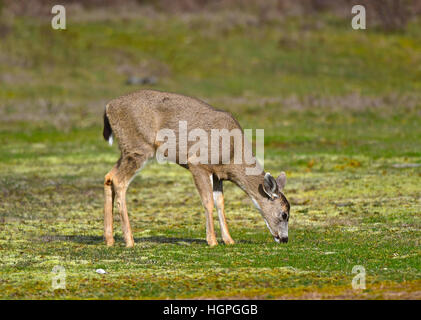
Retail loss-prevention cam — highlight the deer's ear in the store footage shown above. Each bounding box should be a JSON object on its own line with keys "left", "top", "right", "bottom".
{"left": 276, "top": 172, "right": 287, "bottom": 191}
{"left": 263, "top": 172, "right": 278, "bottom": 200}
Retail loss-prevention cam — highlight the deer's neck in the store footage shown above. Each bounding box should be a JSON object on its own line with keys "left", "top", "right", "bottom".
{"left": 232, "top": 171, "right": 265, "bottom": 203}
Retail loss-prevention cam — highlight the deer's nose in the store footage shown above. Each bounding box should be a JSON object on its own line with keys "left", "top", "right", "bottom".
{"left": 274, "top": 236, "right": 288, "bottom": 243}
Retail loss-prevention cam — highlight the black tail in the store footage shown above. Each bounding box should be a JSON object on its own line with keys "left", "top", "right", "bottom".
{"left": 103, "top": 111, "right": 112, "bottom": 142}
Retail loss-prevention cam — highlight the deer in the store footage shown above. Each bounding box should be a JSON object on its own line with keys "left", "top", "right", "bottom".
{"left": 102, "top": 89, "right": 290, "bottom": 247}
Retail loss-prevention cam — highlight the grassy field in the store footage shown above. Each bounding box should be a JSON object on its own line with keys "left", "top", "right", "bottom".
{"left": 0, "top": 7, "right": 420, "bottom": 299}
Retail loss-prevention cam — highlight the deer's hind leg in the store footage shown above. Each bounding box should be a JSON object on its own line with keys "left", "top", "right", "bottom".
{"left": 212, "top": 175, "right": 235, "bottom": 245}
{"left": 110, "top": 152, "right": 149, "bottom": 247}
{"left": 104, "top": 164, "right": 118, "bottom": 246}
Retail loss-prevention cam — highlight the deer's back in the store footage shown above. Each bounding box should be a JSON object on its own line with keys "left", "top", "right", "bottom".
{"left": 106, "top": 89, "right": 242, "bottom": 152}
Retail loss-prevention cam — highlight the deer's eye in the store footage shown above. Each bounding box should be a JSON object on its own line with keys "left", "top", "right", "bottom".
{"left": 282, "top": 212, "right": 288, "bottom": 220}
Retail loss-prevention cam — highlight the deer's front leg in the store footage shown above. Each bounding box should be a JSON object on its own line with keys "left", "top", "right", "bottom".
{"left": 104, "top": 165, "right": 117, "bottom": 246}
{"left": 191, "top": 169, "right": 218, "bottom": 246}
{"left": 212, "top": 175, "right": 235, "bottom": 245}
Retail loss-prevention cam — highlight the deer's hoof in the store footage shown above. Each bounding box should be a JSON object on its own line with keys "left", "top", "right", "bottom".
{"left": 207, "top": 239, "right": 218, "bottom": 247}
{"left": 125, "top": 241, "right": 135, "bottom": 248}
{"left": 223, "top": 238, "right": 235, "bottom": 245}
{"left": 105, "top": 238, "right": 115, "bottom": 246}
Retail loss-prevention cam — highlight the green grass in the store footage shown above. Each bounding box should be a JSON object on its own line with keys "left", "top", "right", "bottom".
{"left": 0, "top": 9, "right": 420, "bottom": 299}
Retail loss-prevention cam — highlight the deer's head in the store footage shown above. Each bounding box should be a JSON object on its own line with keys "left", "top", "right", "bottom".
{"left": 253, "top": 172, "right": 290, "bottom": 243}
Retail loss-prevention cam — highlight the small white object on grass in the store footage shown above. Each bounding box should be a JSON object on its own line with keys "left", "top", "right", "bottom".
{"left": 96, "top": 269, "right": 107, "bottom": 274}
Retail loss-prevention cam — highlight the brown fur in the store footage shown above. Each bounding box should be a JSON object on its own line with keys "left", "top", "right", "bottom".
{"left": 103, "top": 89, "right": 290, "bottom": 247}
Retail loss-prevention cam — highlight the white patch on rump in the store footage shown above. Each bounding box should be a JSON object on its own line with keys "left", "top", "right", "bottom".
{"left": 105, "top": 103, "right": 113, "bottom": 146}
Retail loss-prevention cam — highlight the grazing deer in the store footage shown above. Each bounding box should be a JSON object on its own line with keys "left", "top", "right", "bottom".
{"left": 102, "top": 89, "right": 290, "bottom": 247}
